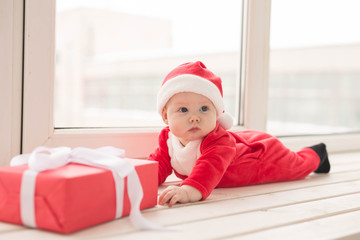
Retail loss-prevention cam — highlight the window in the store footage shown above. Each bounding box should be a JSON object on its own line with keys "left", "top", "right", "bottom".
{"left": 55, "top": 0, "right": 243, "bottom": 128}
{"left": 268, "top": 0, "right": 360, "bottom": 135}
{"left": 18, "top": 0, "right": 360, "bottom": 158}
{"left": 23, "top": 0, "right": 261, "bottom": 157}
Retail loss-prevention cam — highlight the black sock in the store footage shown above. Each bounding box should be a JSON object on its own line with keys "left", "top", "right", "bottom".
{"left": 309, "top": 143, "right": 330, "bottom": 173}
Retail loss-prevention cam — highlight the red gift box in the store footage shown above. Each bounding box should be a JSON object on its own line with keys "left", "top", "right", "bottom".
{"left": 0, "top": 158, "right": 158, "bottom": 233}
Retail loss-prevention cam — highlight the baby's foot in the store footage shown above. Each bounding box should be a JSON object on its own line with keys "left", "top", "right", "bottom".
{"left": 310, "top": 143, "right": 330, "bottom": 173}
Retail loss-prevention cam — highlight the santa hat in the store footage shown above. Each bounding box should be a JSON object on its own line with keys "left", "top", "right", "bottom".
{"left": 157, "top": 61, "right": 233, "bottom": 130}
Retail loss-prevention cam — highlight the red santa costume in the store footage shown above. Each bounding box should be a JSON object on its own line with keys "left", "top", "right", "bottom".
{"left": 148, "top": 61, "right": 326, "bottom": 200}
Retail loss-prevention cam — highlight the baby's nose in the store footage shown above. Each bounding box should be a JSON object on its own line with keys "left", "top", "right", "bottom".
{"left": 189, "top": 114, "right": 200, "bottom": 123}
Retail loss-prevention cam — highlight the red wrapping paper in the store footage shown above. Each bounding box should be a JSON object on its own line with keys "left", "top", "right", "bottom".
{"left": 0, "top": 158, "right": 158, "bottom": 233}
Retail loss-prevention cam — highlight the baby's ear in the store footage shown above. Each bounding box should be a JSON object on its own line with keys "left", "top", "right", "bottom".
{"left": 161, "top": 108, "right": 169, "bottom": 125}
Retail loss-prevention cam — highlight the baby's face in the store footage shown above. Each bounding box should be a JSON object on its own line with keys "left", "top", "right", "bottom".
{"left": 162, "top": 92, "right": 217, "bottom": 146}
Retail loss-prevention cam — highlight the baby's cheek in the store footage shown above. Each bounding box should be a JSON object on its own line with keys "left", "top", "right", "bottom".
{"left": 168, "top": 123, "right": 183, "bottom": 138}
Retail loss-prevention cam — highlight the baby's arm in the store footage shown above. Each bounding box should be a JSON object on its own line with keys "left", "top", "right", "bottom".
{"left": 158, "top": 185, "right": 202, "bottom": 207}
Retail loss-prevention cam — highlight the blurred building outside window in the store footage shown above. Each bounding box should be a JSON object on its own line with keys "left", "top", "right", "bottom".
{"left": 268, "top": 0, "right": 360, "bottom": 135}
{"left": 55, "top": 0, "right": 360, "bottom": 136}
{"left": 55, "top": 0, "right": 242, "bottom": 128}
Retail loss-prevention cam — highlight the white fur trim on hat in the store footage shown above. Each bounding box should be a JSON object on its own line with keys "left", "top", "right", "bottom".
{"left": 217, "top": 112, "right": 233, "bottom": 130}
{"left": 157, "top": 74, "right": 225, "bottom": 116}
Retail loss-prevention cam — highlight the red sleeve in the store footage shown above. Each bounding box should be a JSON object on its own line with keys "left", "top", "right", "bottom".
{"left": 181, "top": 124, "right": 236, "bottom": 200}
{"left": 148, "top": 127, "right": 173, "bottom": 185}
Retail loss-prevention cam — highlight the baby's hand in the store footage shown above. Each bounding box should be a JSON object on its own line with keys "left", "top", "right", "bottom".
{"left": 158, "top": 185, "right": 202, "bottom": 207}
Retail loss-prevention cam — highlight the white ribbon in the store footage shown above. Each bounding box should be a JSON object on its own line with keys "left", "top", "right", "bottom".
{"left": 10, "top": 146, "right": 163, "bottom": 230}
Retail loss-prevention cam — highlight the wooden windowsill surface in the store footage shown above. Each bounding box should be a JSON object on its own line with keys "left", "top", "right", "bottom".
{"left": 1, "top": 151, "right": 360, "bottom": 239}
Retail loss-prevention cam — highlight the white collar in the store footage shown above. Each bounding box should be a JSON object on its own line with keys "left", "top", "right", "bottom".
{"left": 167, "top": 132, "right": 202, "bottom": 176}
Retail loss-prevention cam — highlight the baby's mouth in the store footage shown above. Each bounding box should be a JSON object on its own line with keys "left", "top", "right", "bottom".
{"left": 188, "top": 126, "right": 200, "bottom": 132}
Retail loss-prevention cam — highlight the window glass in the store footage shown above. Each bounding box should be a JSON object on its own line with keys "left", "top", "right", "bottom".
{"left": 55, "top": 0, "right": 242, "bottom": 128}
{"left": 268, "top": 0, "right": 360, "bottom": 135}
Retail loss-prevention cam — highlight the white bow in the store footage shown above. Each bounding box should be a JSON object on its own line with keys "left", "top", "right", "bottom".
{"left": 11, "top": 146, "right": 162, "bottom": 230}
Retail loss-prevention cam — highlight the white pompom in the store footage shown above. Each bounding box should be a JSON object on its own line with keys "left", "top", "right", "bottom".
{"left": 217, "top": 112, "right": 233, "bottom": 130}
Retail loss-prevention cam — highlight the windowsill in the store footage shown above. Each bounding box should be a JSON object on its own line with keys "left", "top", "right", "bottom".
{"left": 52, "top": 127, "right": 360, "bottom": 155}
{"left": 2, "top": 150, "right": 360, "bottom": 238}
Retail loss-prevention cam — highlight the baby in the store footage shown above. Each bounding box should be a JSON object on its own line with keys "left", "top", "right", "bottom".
{"left": 148, "top": 61, "right": 330, "bottom": 207}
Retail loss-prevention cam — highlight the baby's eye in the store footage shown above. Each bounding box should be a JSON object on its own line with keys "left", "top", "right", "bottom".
{"left": 179, "top": 107, "right": 188, "bottom": 113}
{"left": 200, "top": 106, "right": 208, "bottom": 112}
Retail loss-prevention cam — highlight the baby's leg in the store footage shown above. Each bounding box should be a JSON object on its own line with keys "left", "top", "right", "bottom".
{"left": 257, "top": 142, "right": 322, "bottom": 183}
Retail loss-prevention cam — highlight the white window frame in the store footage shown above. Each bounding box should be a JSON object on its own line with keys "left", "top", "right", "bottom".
{"left": 19, "top": 0, "right": 360, "bottom": 159}
{"left": 0, "top": 0, "right": 23, "bottom": 166}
